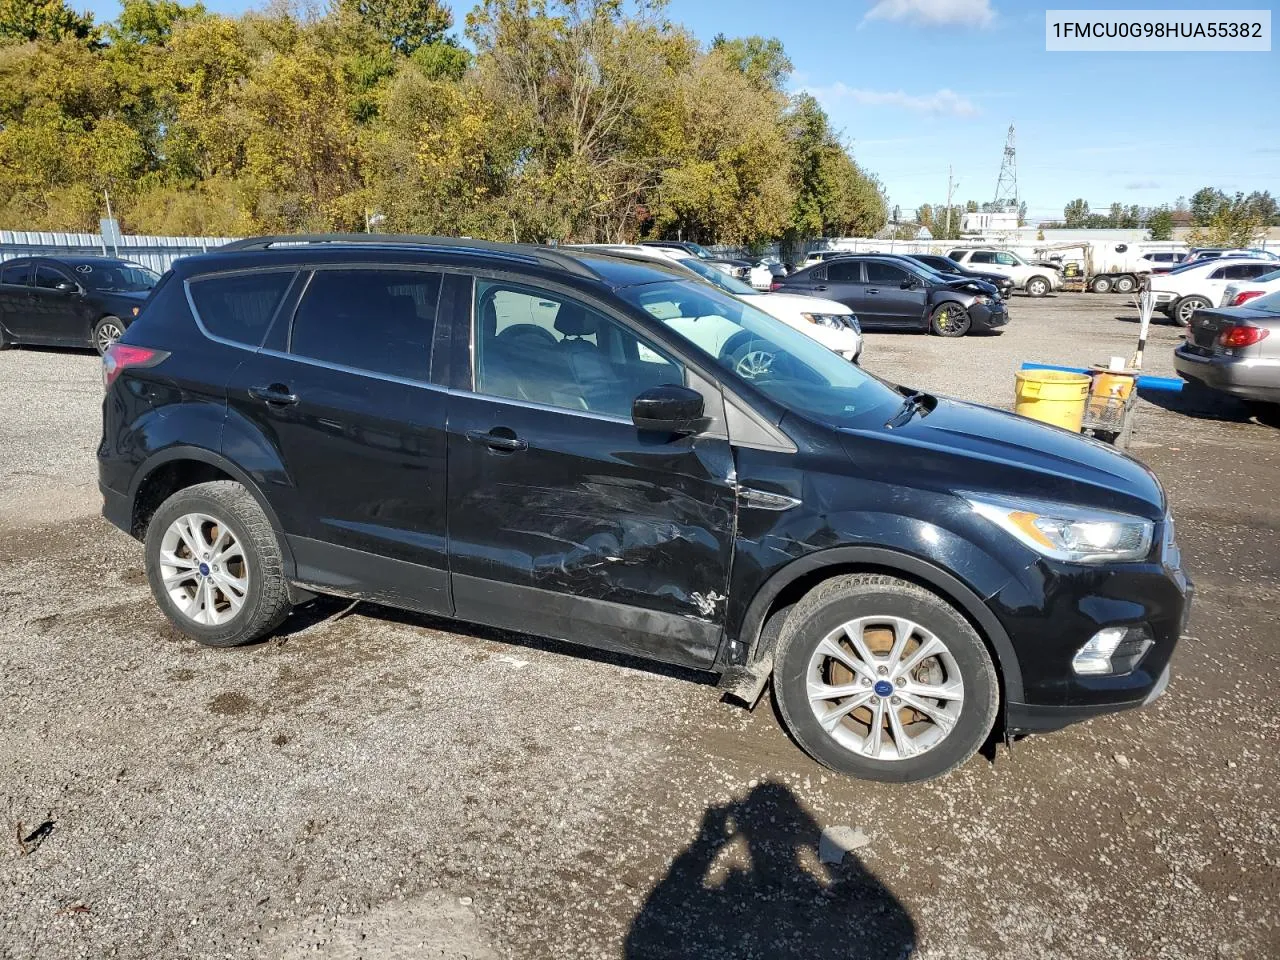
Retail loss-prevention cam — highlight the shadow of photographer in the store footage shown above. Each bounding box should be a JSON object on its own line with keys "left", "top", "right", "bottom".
{"left": 624, "top": 781, "right": 916, "bottom": 959}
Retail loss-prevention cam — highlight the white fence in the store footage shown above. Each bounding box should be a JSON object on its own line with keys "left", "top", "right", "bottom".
{"left": 0, "top": 231, "right": 238, "bottom": 273}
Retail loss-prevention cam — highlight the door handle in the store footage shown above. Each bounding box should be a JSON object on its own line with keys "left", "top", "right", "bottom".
{"left": 814, "top": 285, "right": 827, "bottom": 291}
{"left": 866, "top": 288, "right": 880, "bottom": 295}
{"left": 466, "top": 429, "right": 528, "bottom": 452}
{"left": 248, "top": 384, "right": 299, "bottom": 406}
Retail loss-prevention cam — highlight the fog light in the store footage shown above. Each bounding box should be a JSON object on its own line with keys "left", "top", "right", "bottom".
{"left": 1073, "top": 625, "right": 1154, "bottom": 676}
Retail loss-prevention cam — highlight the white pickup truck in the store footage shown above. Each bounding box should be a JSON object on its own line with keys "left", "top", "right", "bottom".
{"left": 946, "top": 248, "right": 1062, "bottom": 297}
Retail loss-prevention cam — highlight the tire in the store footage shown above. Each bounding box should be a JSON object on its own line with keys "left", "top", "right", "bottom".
{"left": 1172, "top": 296, "right": 1209, "bottom": 327}
{"left": 1248, "top": 401, "right": 1280, "bottom": 428}
{"left": 772, "top": 574, "right": 999, "bottom": 783}
{"left": 1025, "top": 276, "right": 1051, "bottom": 297}
{"left": 1089, "top": 275, "right": 1113, "bottom": 294}
{"left": 929, "top": 301, "right": 971, "bottom": 337}
{"left": 93, "top": 315, "right": 125, "bottom": 356}
{"left": 0, "top": 323, "right": 9, "bottom": 350}
{"left": 1113, "top": 274, "right": 1137, "bottom": 294}
{"left": 144, "top": 480, "right": 293, "bottom": 647}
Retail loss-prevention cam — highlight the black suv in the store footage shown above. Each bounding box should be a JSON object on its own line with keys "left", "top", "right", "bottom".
{"left": 98, "top": 236, "right": 1191, "bottom": 782}
{"left": 0, "top": 256, "right": 160, "bottom": 354}
{"left": 777, "top": 255, "right": 1007, "bottom": 337}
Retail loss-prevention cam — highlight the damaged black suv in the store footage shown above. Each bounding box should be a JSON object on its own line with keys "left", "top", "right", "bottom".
{"left": 98, "top": 236, "right": 1191, "bottom": 782}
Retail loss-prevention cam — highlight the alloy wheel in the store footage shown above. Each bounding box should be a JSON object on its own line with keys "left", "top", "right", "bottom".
{"left": 735, "top": 349, "right": 776, "bottom": 380}
{"left": 96, "top": 321, "right": 124, "bottom": 354}
{"left": 158, "top": 513, "right": 250, "bottom": 626}
{"left": 805, "top": 616, "right": 964, "bottom": 761}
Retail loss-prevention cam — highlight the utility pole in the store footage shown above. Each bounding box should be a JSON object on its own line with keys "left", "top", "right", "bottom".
{"left": 944, "top": 166, "right": 957, "bottom": 239}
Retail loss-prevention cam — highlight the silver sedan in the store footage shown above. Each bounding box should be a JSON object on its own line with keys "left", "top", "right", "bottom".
{"left": 1174, "top": 289, "right": 1280, "bottom": 417}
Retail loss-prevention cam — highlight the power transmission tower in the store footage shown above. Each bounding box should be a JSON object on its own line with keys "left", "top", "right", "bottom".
{"left": 993, "top": 123, "right": 1018, "bottom": 213}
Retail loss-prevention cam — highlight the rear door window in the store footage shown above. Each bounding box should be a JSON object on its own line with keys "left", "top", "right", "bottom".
{"left": 0, "top": 261, "right": 31, "bottom": 286}
{"left": 827, "top": 260, "right": 861, "bottom": 283}
{"left": 189, "top": 271, "right": 295, "bottom": 347}
{"left": 969, "top": 251, "right": 996, "bottom": 264}
{"left": 288, "top": 268, "right": 441, "bottom": 382}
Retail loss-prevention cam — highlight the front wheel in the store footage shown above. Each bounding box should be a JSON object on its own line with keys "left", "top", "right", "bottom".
{"left": 772, "top": 574, "right": 999, "bottom": 782}
{"left": 1173, "top": 296, "right": 1209, "bottom": 327}
{"left": 144, "top": 480, "right": 293, "bottom": 647}
{"left": 929, "top": 302, "right": 971, "bottom": 337}
{"left": 1026, "top": 276, "right": 1051, "bottom": 297}
{"left": 93, "top": 316, "right": 125, "bottom": 356}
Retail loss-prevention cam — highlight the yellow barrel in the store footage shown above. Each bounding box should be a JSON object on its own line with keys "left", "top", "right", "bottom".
{"left": 1013, "top": 370, "right": 1091, "bottom": 432}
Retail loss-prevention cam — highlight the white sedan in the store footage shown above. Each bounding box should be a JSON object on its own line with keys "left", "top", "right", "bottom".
{"left": 1220, "top": 267, "right": 1280, "bottom": 307}
{"left": 1149, "top": 258, "right": 1279, "bottom": 325}
{"left": 574, "top": 245, "right": 863, "bottom": 362}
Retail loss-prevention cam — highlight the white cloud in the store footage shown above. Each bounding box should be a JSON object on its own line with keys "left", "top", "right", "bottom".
{"left": 863, "top": 0, "right": 996, "bottom": 28}
{"left": 806, "top": 83, "right": 979, "bottom": 118}
{"left": 1123, "top": 180, "right": 1161, "bottom": 190}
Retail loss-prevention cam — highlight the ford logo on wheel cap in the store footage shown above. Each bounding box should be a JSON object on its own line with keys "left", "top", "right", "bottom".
{"left": 873, "top": 680, "right": 893, "bottom": 697}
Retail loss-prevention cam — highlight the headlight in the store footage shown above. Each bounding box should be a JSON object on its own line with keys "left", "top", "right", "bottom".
{"left": 802, "top": 312, "right": 846, "bottom": 329}
{"left": 967, "top": 495, "right": 1154, "bottom": 563}
{"left": 973, "top": 295, "right": 991, "bottom": 304}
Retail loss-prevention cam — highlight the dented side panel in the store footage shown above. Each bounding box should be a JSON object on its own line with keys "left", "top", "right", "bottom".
{"left": 446, "top": 390, "right": 737, "bottom": 670}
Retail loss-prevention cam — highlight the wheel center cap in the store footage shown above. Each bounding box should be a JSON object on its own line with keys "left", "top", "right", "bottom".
{"left": 198, "top": 562, "right": 210, "bottom": 577}
{"left": 873, "top": 680, "right": 894, "bottom": 697}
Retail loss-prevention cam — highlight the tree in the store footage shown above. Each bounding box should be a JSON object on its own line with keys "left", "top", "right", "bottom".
{"left": 340, "top": 0, "right": 451, "bottom": 55}
{"left": 0, "top": 0, "right": 96, "bottom": 44}
{"left": 1187, "top": 192, "right": 1267, "bottom": 248}
{"left": 1147, "top": 206, "right": 1174, "bottom": 241}
{"left": 1017, "top": 200, "right": 1027, "bottom": 227}
{"left": 1246, "top": 190, "right": 1278, "bottom": 226}
{"left": 1063, "top": 198, "right": 1089, "bottom": 227}
{"left": 709, "top": 33, "right": 790, "bottom": 91}
{"left": 107, "top": 0, "right": 205, "bottom": 46}
{"left": 1190, "top": 186, "right": 1226, "bottom": 226}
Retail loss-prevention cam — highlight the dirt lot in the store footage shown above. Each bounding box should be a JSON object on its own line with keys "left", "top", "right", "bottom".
{"left": 2, "top": 292, "right": 1277, "bottom": 960}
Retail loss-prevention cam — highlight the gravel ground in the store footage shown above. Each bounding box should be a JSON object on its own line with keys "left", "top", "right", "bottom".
{"left": 1, "top": 292, "right": 1277, "bottom": 960}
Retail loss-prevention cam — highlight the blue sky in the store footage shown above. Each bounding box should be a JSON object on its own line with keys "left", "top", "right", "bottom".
{"left": 80, "top": 0, "right": 1279, "bottom": 223}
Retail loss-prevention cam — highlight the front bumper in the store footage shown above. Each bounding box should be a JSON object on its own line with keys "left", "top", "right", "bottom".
{"left": 1008, "top": 664, "right": 1171, "bottom": 732}
{"left": 1174, "top": 345, "right": 1280, "bottom": 403}
{"left": 972, "top": 302, "right": 1009, "bottom": 330}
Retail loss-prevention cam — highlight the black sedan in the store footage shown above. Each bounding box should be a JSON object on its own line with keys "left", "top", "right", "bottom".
{"left": 908, "top": 253, "right": 1016, "bottom": 300}
{"left": 0, "top": 256, "right": 159, "bottom": 355}
{"left": 775, "top": 254, "right": 1006, "bottom": 337}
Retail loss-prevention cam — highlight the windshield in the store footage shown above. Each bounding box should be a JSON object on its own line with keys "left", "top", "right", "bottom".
{"left": 677, "top": 256, "right": 759, "bottom": 296}
{"left": 1248, "top": 289, "right": 1280, "bottom": 313}
{"left": 72, "top": 261, "right": 159, "bottom": 292}
{"left": 618, "top": 279, "right": 903, "bottom": 428}
{"left": 685, "top": 243, "right": 713, "bottom": 260}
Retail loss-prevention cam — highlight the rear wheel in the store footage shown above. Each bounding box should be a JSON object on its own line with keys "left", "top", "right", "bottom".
{"left": 144, "top": 481, "right": 293, "bottom": 647}
{"left": 1090, "top": 275, "right": 1113, "bottom": 294}
{"left": 772, "top": 574, "right": 999, "bottom": 782}
{"left": 93, "top": 316, "right": 125, "bottom": 356}
{"left": 1173, "top": 295, "right": 1209, "bottom": 327}
{"left": 1026, "top": 276, "right": 1051, "bottom": 297}
{"left": 1113, "top": 275, "right": 1137, "bottom": 294}
{"left": 929, "top": 302, "right": 971, "bottom": 337}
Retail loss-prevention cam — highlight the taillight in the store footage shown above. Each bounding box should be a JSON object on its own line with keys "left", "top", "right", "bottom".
{"left": 1217, "top": 325, "right": 1270, "bottom": 348}
{"left": 103, "top": 344, "right": 167, "bottom": 389}
{"left": 769, "top": 280, "right": 782, "bottom": 291}
{"left": 1230, "top": 290, "right": 1265, "bottom": 306}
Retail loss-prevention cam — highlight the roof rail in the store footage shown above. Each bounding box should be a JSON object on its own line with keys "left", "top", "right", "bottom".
{"left": 216, "top": 234, "right": 599, "bottom": 278}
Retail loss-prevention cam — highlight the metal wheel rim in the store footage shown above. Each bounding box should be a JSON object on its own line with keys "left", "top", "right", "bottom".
{"left": 159, "top": 513, "right": 250, "bottom": 626}
{"left": 96, "top": 321, "right": 123, "bottom": 353}
{"left": 806, "top": 615, "right": 965, "bottom": 761}
{"left": 935, "top": 305, "right": 967, "bottom": 334}
{"left": 1029, "top": 279, "right": 1047, "bottom": 295}
{"left": 1115, "top": 277, "right": 1134, "bottom": 293}
{"left": 1178, "top": 299, "right": 1202, "bottom": 324}
{"left": 735, "top": 349, "right": 775, "bottom": 380}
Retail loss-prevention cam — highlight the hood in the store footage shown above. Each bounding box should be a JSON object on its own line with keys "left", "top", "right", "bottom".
{"left": 840, "top": 396, "right": 1164, "bottom": 519}
{"left": 752, "top": 292, "right": 852, "bottom": 315}
{"left": 937, "top": 274, "right": 999, "bottom": 297}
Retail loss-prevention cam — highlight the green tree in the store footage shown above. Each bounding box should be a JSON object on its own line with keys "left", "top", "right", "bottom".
{"left": 1063, "top": 198, "right": 1089, "bottom": 227}
{"left": 709, "top": 33, "right": 790, "bottom": 91}
{"left": 1190, "top": 186, "right": 1226, "bottom": 226}
{"left": 1187, "top": 191, "right": 1266, "bottom": 248}
{"left": 107, "top": 0, "right": 204, "bottom": 46}
{"left": 340, "top": 0, "right": 451, "bottom": 55}
{"left": 1147, "top": 206, "right": 1174, "bottom": 240}
{"left": 0, "top": 0, "right": 96, "bottom": 44}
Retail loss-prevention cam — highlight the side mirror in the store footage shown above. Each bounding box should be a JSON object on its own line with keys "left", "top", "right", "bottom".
{"left": 55, "top": 281, "right": 78, "bottom": 293}
{"left": 632, "top": 384, "right": 708, "bottom": 435}
{"left": 900, "top": 277, "right": 917, "bottom": 289}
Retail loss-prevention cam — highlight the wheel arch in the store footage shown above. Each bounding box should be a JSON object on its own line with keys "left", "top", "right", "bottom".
{"left": 127, "top": 446, "right": 297, "bottom": 578}
{"left": 736, "top": 545, "right": 1024, "bottom": 703}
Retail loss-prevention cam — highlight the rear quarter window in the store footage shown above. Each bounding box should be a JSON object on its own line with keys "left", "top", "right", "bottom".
{"left": 188, "top": 271, "right": 295, "bottom": 347}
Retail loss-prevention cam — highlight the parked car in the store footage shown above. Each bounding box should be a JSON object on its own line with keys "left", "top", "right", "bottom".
{"left": 0, "top": 255, "right": 160, "bottom": 354}
{"left": 800, "top": 250, "right": 857, "bottom": 269}
{"left": 575, "top": 243, "right": 863, "bottom": 362}
{"left": 945, "top": 248, "right": 1061, "bottom": 297}
{"left": 99, "top": 235, "right": 1190, "bottom": 783}
{"left": 904, "top": 253, "right": 1016, "bottom": 300}
{"left": 776, "top": 254, "right": 1007, "bottom": 336}
{"left": 1220, "top": 267, "right": 1280, "bottom": 307}
{"left": 1140, "top": 251, "right": 1187, "bottom": 274}
{"left": 1183, "top": 247, "right": 1280, "bottom": 264}
{"left": 1174, "top": 288, "right": 1280, "bottom": 417}
{"left": 638, "top": 240, "right": 753, "bottom": 280}
{"left": 747, "top": 261, "right": 776, "bottom": 291}
{"left": 1149, "top": 258, "right": 1278, "bottom": 325}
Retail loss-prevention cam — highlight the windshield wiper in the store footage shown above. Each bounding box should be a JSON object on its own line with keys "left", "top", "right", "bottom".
{"left": 885, "top": 389, "right": 936, "bottom": 428}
